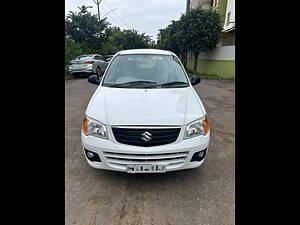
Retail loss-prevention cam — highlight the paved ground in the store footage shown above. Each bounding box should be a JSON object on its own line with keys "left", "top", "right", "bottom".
{"left": 65, "top": 78, "right": 235, "bottom": 225}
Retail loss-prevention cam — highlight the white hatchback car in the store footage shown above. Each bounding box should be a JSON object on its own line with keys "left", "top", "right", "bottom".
{"left": 81, "top": 49, "right": 210, "bottom": 173}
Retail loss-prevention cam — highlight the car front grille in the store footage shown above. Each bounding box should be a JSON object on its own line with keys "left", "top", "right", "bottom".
{"left": 111, "top": 127, "right": 181, "bottom": 147}
{"left": 103, "top": 151, "right": 189, "bottom": 169}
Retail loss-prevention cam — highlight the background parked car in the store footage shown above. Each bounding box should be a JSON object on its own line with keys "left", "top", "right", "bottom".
{"left": 104, "top": 54, "right": 114, "bottom": 63}
{"left": 69, "top": 54, "right": 108, "bottom": 78}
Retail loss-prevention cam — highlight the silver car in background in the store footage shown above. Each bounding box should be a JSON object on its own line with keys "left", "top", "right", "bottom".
{"left": 69, "top": 54, "right": 108, "bottom": 77}
{"left": 104, "top": 55, "right": 114, "bottom": 63}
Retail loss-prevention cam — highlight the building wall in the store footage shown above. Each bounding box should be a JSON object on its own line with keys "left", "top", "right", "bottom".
{"left": 223, "top": 0, "right": 235, "bottom": 31}
{"left": 187, "top": 0, "right": 235, "bottom": 78}
{"left": 213, "top": 0, "right": 228, "bottom": 21}
{"left": 197, "top": 46, "right": 235, "bottom": 60}
{"left": 189, "top": 0, "right": 212, "bottom": 9}
{"left": 221, "top": 30, "right": 235, "bottom": 46}
{"left": 187, "top": 46, "right": 235, "bottom": 78}
{"left": 187, "top": 59, "right": 235, "bottom": 78}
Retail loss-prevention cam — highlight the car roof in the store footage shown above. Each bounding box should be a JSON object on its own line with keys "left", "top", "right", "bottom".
{"left": 118, "top": 49, "right": 174, "bottom": 56}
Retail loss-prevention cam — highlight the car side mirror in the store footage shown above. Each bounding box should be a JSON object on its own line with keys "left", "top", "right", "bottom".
{"left": 88, "top": 75, "right": 101, "bottom": 85}
{"left": 190, "top": 77, "right": 201, "bottom": 86}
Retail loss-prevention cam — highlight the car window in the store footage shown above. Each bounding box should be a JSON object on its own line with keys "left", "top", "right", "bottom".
{"left": 102, "top": 54, "right": 189, "bottom": 87}
{"left": 75, "top": 55, "right": 93, "bottom": 61}
{"left": 93, "top": 55, "right": 100, "bottom": 60}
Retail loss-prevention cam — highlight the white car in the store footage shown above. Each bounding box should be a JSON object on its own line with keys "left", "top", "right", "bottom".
{"left": 81, "top": 49, "right": 210, "bottom": 173}
{"left": 69, "top": 54, "right": 108, "bottom": 77}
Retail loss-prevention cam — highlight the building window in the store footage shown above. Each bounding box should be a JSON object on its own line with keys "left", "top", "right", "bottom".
{"left": 226, "top": 12, "right": 231, "bottom": 26}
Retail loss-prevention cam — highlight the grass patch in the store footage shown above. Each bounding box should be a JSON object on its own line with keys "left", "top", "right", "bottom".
{"left": 65, "top": 67, "right": 74, "bottom": 80}
{"left": 65, "top": 74, "right": 74, "bottom": 80}
{"left": 186, "top": 68, "right": 234, "bottom": 80}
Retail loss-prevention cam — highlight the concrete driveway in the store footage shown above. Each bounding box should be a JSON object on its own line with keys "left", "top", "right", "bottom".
{"left": 65, "top": 78, "right": 235, "bottom": 225}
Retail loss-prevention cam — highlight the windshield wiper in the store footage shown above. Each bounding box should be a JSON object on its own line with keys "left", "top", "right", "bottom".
{"left": 148, "top": 81, "right": 189, "bottom": 88}
{"left": 105, "top": 80, "right": 157, "bottom": 88}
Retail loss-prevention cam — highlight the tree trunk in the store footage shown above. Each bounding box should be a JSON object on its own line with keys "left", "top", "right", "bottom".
{"left": 181, "top": 52, "right": 185, "bottom": 67}
{"left": 178, "top": 52, "right": 182, "bottom": 61}
{"left": 184, "top": 52, "right": 187, "bottom": 69}
{"left": 193, "top": 52, "right": 199, "bottom": 72}
{"left": 180, "top": 52, "right": 185, "bottom": 67}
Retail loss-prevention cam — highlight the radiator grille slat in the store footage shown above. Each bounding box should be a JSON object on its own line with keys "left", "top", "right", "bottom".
{"left": 106, "top": 158, "right": 185, "bottom": 165}
{"left": 103, "top": 151, "right": 188, "bottom": 168}
{"left": 104, "top": 152, "right": 188, "bottom": 160}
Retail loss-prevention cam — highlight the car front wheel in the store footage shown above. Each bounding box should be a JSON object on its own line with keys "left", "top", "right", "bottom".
{"left": 96, "top": 67, "right": 101, "bottom": 77}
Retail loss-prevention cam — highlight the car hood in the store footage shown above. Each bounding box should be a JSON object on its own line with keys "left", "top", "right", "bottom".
{"left": 86, "top": 86, "right": 204, "bottom": 126}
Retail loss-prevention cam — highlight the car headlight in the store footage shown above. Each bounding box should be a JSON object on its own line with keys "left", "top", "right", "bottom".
{"left": 184, "top": 115, "right": 209, "bottom": 139}
{"left": 81, "top": 116, "right": 108, "bottom": 139}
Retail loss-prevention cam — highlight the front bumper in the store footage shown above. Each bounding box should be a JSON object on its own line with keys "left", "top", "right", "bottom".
{"left": 81, "top": 126, "right": 210, "bottom": 173}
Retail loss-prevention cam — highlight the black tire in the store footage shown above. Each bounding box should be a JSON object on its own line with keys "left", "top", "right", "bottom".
{"left": 96, "top": 67, "right": 101, "bottom": 77}
{"left": 72, "top": 73, "right": 80, "bottom": 78}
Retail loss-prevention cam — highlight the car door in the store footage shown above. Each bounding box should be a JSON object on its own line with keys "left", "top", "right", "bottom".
{"left": 92, "top": 55, "right": 101, "bottom": 73}
{"left": 98, "top": 55, "right": 108, "bottom": 73}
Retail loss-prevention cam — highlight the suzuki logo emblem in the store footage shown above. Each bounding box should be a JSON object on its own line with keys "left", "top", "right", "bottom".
{"left": 141, "top": 131, "right": 152, "bottom": 142}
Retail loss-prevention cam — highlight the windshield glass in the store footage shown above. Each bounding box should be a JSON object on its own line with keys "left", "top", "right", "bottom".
{"left": 74, "top": 55, "right": 93, "bottom": 61}
{"left": 102, "top": 54, "right": 189, "bottom": 88}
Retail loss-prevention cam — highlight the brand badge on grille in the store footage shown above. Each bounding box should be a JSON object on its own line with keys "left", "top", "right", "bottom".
{"left": 141, "top": 131, "right": 152, "bottom": 142}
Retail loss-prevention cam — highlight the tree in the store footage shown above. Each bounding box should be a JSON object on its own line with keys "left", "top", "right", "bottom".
{"left": 150, "top": 40, "right": 157, "bottom": 49}
{"left": 157, "top": 7, "right": 222, "bottom": 70}
{"left": 157, "top": 19, "right": 189, "bottom": 67}
{"left": 108, "top": 29, "right": 152, "bottom": 51}
{"left": 65, "top": 5, "right": 155, "bottom": 78}
{"left": 65, "top": 5, "right": 109, "bottom": 51}
{"left": 185, "top": 7, "right": 222, "bottom": 71}
{"left": 175, "top": 16, "right": 189, "bottom": 68}
{"left": 65, "top": 37, "right": 88, "bottom": 65}
{"left": 65, "top": 5, "right": 154, "bottom": 59}
{"left": 157, "top": 20, "right": 181, "bottom": 56}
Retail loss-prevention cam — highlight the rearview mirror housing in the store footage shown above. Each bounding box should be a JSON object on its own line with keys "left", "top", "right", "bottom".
{"left": 190, "top": 77, "right": 201, "bottom": 86}
{"left": 88, "top": 75, "right": 101, "bottom": 85}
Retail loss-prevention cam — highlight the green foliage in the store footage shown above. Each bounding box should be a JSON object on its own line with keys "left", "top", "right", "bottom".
{"left": 186, "top": 8, "right": 222, "bottom": 55}
{"left": 157, "top": 7, "right": 222, "bottom": 70}
{"left": 108, "top": 29, "right": 152, "bottom": 51}
{"left": 65, "top": 37, "right": 89, "bottom": 67}
{"left": 157, "top": 20, "right": 182, "bottom": 56}
{"left": 65, "top": 6, "right": 153, "bottom": 64}
{"left": 65, "top": 5, "right": 110, "bottom": 51}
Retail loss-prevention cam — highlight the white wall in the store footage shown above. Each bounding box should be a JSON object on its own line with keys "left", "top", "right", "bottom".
{"left": 189, "top": 46, "right": 235, "bottom": 60}
{"left": 223, "top": 0, "right": 235, "bottom": 31}
{"left": 190, "top": 0, "right": 211, "bottom": 9}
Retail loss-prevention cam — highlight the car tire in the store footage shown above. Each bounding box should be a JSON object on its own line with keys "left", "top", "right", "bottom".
{"left": 72, "top": 73, "right": 80, "bottom": 78}
{"left": 96, "top": 67, "right": 101, "bottom": 78}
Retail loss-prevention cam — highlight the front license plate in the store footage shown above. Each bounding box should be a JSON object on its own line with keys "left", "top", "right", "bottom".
{"left": 127, "top": 164, "right": 166, "bottom": 173}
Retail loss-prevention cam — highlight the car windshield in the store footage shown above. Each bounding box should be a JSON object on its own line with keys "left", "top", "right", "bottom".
{"left": 102, "top": 54, "right": 189, "bottom": 88}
